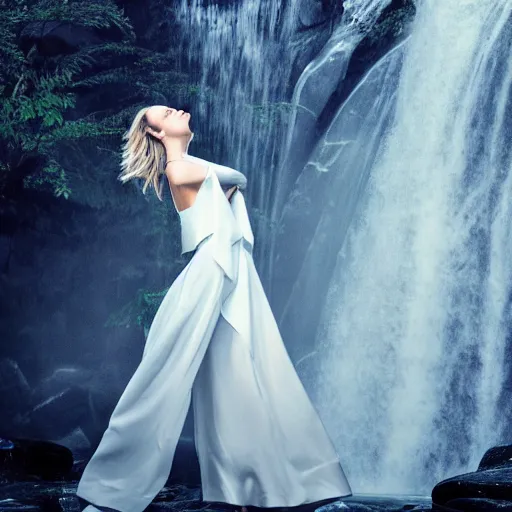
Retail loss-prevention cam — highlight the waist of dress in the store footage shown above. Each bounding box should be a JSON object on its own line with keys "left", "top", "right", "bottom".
{"left": 192, "top": 230, "right": 250, "bottom": 255}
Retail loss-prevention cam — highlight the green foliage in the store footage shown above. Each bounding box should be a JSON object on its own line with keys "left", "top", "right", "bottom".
{"left": 23, "top": 158, "right": 71, "bottom": 198}
{"left": 0, "top": 0, "right": 159, "bottom": 201}
{"left": 0, "top": 0, "right": 199, "bottom": 207}
{"left": 0, "top": 0, "right": 206, "bottom": 347}
{"left": 105, "top": 287, "right": 169, "bottom": 331}
{"left": 10, "top": 0, "right": 135, "bottom": 36}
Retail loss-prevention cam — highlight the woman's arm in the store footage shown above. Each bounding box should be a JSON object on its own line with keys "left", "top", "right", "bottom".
{"left": 166, "top": 160, "right": 208, "bottom": 187}
{"left": 165, "top": 161, "right": 247, "bottom": 191}
{"left": 213, "top": 165, "right": 247, "bottom": 190}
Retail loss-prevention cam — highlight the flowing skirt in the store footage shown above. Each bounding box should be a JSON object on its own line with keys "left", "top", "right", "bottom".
{"left": 76, "top": 235, "right": 352, "bottom": 512}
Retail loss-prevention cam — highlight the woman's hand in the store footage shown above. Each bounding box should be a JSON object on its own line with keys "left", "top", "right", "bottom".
{"left": 225, "top": 185, "right": 238, "bottom": 203}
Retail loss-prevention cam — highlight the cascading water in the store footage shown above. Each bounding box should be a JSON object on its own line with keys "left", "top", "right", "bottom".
{"left": 310, "top": 0, "right": 512, "bottom": 495}
{"left": 175, "top": 0, "right": 392, "bottom": 284}
{"left": 269, "top": 0, "right": 393, "bottom": 262}
{"left": 176, "top": 0, "right": 300, "bottom": 267}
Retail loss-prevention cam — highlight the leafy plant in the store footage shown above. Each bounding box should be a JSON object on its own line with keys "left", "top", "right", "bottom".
{"left": 0, "top": 0, "right": 187, "bottom": 205}
{"left": 105, "top": 286, "right": 169, "bottom": 332}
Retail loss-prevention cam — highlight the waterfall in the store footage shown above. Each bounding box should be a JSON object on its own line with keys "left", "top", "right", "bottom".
{"left": 176, "top": 0, "right": 300, "bottom": 268}
{"left": 269, "top": 0, "right": 392, "bottom": 241}
{"left": 267, "top": 0, "right": 393, "bottom": 286}
{"left": 311, "top": 0, "right": 512, "bottom": 495}
{"left": 175, "top": 0, "right": 392, "bottom": 284}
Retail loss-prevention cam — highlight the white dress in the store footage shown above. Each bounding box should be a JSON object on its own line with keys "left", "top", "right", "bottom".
{"left": 76, "top": 155, "right": 352, "bottom": 512}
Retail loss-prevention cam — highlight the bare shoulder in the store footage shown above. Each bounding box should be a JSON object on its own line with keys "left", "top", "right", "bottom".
{"left": 165, "top": 160, "right": 209, "bottom": 187}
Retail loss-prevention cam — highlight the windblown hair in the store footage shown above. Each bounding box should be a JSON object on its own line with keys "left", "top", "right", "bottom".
{"left": 118, "top": 106, "right": 166, "bottom": 201}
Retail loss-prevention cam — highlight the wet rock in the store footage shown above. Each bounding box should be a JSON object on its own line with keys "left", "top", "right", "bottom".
{"left": 0, "top": 437, "right": 73, "bottom": 481}
{"left": 440, "top": 497, "right": 512, "bottom": 511}
{"left": 432, "top": 444, "right": 512, "bottom": 511}
{"left": 478, "top": 445, "right": 512, "bottom": 471}
{"left": 0, "top": 479, "right": 436, "bottom": 511}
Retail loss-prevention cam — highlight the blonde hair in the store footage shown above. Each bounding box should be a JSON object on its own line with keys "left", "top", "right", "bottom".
{"left": 118, "top": 106, "right": 167, "bottom": 201}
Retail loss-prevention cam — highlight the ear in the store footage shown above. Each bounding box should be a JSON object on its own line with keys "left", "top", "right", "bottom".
{"left": 146, "top": 127, "right": 164, "bottom": 140}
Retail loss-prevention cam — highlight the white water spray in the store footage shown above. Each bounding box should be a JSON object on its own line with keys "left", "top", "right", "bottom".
{"left": 315, "top": 0, "right": 512, "bottom": 494}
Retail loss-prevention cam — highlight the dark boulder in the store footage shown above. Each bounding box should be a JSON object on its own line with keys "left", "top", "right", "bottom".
{"left": 478, "top": 445, "right": 512, "bottom": 471}
{"left": 432, "top": 444, "right": 512, "bottom": 511}
{"left": 0, "top": 437, "right": 73, "bottom": 481}
{"left": 28, "top": 386, "right": 90, "bottom": 440}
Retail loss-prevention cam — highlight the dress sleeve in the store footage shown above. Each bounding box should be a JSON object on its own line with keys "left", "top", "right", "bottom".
{"left": 213, "top": 165, "right": 248, "bottom": 191}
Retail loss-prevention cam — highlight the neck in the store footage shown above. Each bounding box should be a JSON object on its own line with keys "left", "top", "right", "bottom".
{"left": 163, "top": 132, "right": 194, "bottom": 161}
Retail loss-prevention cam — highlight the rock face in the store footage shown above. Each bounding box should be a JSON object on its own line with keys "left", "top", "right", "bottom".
{"left": 19, "top": 21, "right": 102, "bottom": 55}
{"left": 431, "top": 444, "right": 512, "bottom": 511}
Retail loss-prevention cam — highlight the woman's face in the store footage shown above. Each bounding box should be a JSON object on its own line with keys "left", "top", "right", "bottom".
{"left": 146, "top": 105, "right": 191, "bottom": 138}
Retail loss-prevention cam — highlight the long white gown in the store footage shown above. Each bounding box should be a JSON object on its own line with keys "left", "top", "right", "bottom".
{"left": 76, "top": 154, "right": 352, "bottom": 512}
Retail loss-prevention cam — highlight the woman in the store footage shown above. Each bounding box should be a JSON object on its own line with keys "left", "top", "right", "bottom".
{"left": 76, "top": 105, "right": 352, "bottom": 512}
